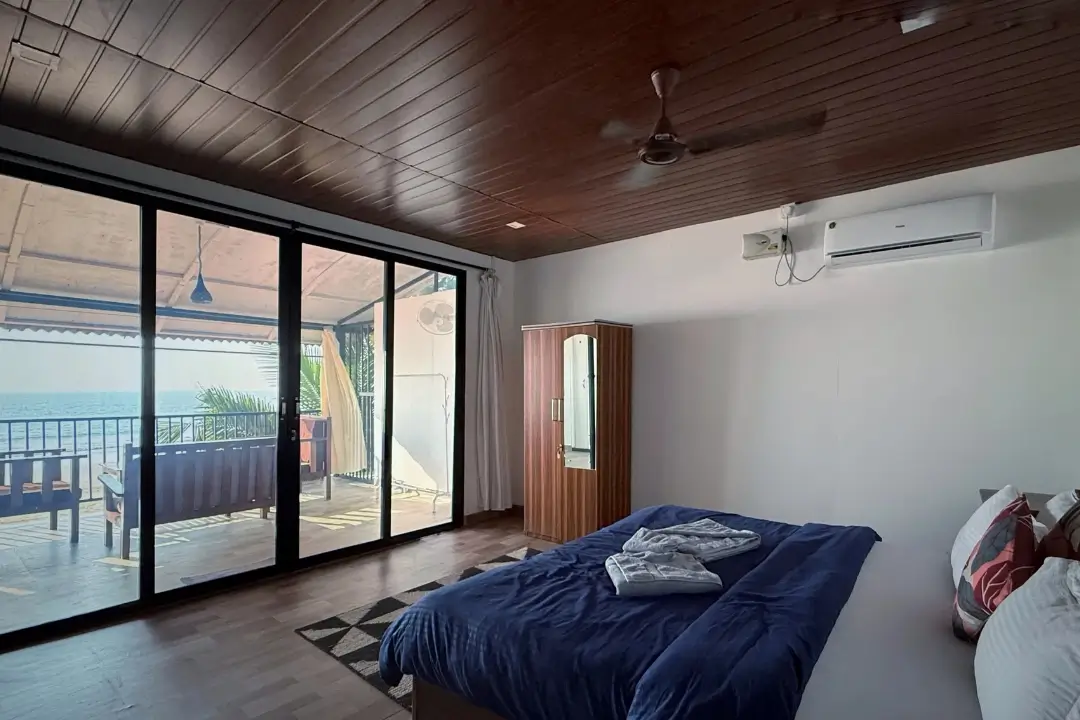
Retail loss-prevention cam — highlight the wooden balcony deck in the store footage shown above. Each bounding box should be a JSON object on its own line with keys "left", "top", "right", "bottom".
{"left": 0, "top": 477, "right": 450, "bottom": 635}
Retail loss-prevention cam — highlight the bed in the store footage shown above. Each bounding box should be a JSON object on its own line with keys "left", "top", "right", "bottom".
{"left": 379, "top": 505, "right": 883, "bottom": 720}
{"left": 794, "top": 540, "right": 981, "bottom": 719}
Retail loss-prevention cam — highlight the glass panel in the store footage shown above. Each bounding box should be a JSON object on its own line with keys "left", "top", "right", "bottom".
{"left": 154, "top": 211, "right": 278, "bottom": 592}
{"left": 0, "top": 173, "right": 140, "bottom": 632}
{"left": 563, "top": 334, "right": 597, "bottom": 470}
{"left": 384, "top": 267, "right": 457, "bottom": 536}
{"left": 298, "top": 245, "right": 385, "bottom": 557}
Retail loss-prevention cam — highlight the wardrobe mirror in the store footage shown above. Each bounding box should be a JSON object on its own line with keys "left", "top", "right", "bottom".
{"left": 562, "top": 334, "right": 597, "bottom": 470}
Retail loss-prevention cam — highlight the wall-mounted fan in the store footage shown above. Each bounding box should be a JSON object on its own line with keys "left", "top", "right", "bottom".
{"left": 603, "top": 64, "right": 827, "bottom": 189}
{"left": 417, "top": 299, "right": 455, "bottom": 335}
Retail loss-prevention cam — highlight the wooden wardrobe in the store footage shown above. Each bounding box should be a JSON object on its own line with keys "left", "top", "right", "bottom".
{"left": 523, "top": 321, "right": 632, "bottom": 543}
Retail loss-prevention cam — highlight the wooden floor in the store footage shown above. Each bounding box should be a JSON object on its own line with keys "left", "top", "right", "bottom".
{"left": 0, "top": 516, "right": 536, "bottom": 719}
{"left": 0, "top": 478, "right": 451, "bottom": 636}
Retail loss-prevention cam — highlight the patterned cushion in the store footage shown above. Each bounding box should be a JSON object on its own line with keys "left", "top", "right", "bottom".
{"left": 1037, "top": 497, "right": 1080, "bottom": 563}
{"left": 951, "top": 486, "right": 1023, "bottom": 588}
{"left": 953, "top": 496, "right": 1039, "bottom": 641}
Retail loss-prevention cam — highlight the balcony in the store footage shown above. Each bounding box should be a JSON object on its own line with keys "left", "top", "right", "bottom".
{"left": 0, "top": 174, "right": 460, "bottom": 638}
{"left": 0, "top": 408, "right": 450, "bottom": 635}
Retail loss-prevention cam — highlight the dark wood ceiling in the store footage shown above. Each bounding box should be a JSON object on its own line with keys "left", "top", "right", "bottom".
{"left": 0, "top": 1, "right": 1078, "bottom": 261}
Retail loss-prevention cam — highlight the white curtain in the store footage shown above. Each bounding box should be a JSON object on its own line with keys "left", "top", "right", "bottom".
{"left": 476, "top": 269, "right": 512, "bottom": 511}
{"left": 320, "top": 328, "right": 366, "bottom": 474}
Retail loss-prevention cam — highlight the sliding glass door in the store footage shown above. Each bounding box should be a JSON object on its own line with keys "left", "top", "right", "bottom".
{"left": 0, "top": 158, "right": 466, "bottom": 647}
{"left": 297, "top": 243, "right": 387, "bottom": 558}
{"left": 384, "top": 266, "right": 458, "bottom": 536}
{"left": 0, "top": 172, "right": 143, "bottom": 634}
{"left": 153, "top": 211, "right": 280, "bottom": 592}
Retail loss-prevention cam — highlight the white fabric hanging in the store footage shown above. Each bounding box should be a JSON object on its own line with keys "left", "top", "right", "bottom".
{"left": 476, "top": 269, "right": 512, "bottom": 511}
{"left": 320, "top": 328, "right": 366, "bottom": 474}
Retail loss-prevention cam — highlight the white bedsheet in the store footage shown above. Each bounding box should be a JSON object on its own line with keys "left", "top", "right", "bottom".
{"left": 796, "top": 542, "right": 982, "bottom": 720}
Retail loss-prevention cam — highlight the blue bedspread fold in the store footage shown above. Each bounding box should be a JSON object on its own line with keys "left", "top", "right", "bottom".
{"left": 379, "top": 505, "right": 877, "bottom": 720}
{"left": 628, "top": 522, "right": 879, "bottom": 720}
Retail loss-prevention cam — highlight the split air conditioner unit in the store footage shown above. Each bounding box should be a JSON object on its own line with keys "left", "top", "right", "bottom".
{"left": 823, "top": 194, "right": 995, "bottom": 269}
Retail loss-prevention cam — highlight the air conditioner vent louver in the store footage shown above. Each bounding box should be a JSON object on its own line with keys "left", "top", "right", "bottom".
{"left": 824, "top": 196, "right": 994, "bottom": 268}
{"left": 826, "top": 233, "right": 983, "bottom": 260}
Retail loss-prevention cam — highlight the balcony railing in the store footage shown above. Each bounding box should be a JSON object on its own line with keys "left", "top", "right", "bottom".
{"left": 0, "top": 393, "right": 377, "bottom": 502}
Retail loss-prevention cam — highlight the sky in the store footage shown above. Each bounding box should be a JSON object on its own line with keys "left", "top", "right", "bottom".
{"left": 0, "top": 329, "right": 275, "bottom": 394}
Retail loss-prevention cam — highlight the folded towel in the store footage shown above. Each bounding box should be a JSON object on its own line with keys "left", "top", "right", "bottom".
{"left": 605, "top": 551, "right": 724, "bottom": 597}
{"left": 623, "top": 519, "right": 761, "bottom": 563}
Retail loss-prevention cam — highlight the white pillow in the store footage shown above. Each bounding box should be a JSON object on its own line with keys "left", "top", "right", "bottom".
{"left": 974, "top": 558, "right": 1080, "bottom": 720}
{"left": 951, "top": 485, "right": 1022, "bottom": 587}
{"left": 1047, "top": 491, "right": 1080, "bottom": 525}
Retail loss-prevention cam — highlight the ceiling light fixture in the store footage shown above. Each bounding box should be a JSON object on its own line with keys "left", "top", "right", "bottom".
{"left": 506, "top": 221, "right": 526, "bottom": 229}
{"left": 899, "top": 9, "right": 938, "bottom": 34}
{"left": 189, "top": 222, "right": 214, "bottom": 305}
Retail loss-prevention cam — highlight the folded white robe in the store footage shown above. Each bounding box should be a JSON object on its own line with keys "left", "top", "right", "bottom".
{"left": 622, "top": 519, "right": 761, "bottom": 563}
{"left": 605, "top": 551, "right": 724, "bottom": 597}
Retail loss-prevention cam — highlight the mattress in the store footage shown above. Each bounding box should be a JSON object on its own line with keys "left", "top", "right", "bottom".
{"left": 795, "top": 542, "right": 982, "bottom": 720}
{"left": 381, "top": 505, "right": 879, "bottom": 720}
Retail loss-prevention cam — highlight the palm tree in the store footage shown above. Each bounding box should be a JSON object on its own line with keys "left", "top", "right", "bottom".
{"left": 157, "top": 331, "right": 374, "bottom": 443}
{"left": 156, "top": 345, "right": 322, "bottom": 443}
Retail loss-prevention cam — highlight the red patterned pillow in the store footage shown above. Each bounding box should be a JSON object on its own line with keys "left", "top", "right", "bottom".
{"left": 952, "top": 496, "right": 1039, "bottom": 641}
{"left": 1037, "top": 497, "right": 1080, "bottom": 562}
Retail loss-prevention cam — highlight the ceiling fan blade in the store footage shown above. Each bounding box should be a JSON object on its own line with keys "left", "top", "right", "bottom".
{"left": 619, "top": 162, "right": 667, "bottom": 190}
{"left": 601, "top": 119, "right": 643, "bottom": 144}
{"left": 685, "top": 110, "right": 827, "bottom": 156}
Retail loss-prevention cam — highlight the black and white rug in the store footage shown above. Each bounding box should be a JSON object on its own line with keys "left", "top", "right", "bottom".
{"left": 295, "top": 546, "right": 542, "bottom": 711}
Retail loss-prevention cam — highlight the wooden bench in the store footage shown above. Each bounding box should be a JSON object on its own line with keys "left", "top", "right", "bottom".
{"left": 98, "top": 438, "right": 278, "bottom": 559}
{"left": 0, "top": 449, "right": 83, "bottom": 543}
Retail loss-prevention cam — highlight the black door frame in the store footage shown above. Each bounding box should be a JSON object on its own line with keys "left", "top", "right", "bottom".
{"left": 0, "top": 157, "right": 468, "bottom": 652}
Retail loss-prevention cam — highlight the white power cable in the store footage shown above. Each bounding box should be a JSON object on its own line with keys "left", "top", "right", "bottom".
{"left": 774, "top": 215, "right": 826, "bottom": 287}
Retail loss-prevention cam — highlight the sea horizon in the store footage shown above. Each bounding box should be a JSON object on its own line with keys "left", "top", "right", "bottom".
{"left": 0, "top": 388, "right": 277, "bottom": 421}
{"left": 0, "top": 388, "right": 280, "bottom": 485}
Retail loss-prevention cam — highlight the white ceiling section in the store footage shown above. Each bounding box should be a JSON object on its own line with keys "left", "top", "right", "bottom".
{"left": 0, "top": 174, "right": 431, "bottom": 341}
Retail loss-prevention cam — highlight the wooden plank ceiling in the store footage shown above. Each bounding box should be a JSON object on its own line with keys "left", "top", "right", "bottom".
{"left": 0, "top": 1, "right": 1078, "bottom": 261}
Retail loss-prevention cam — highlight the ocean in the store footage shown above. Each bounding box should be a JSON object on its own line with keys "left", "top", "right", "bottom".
{"left": 0, "top": 390, "right": 204, "bottom": 421}
{"left": 0, "top": 390, "right": 277, "bottom": 465}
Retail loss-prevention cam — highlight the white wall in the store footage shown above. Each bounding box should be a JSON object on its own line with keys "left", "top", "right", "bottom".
{"left": 516, "top": 150, "right": 1080, "bottom": 549}
{"left": 373, "top": 290, "right": 457, "bottom": 495}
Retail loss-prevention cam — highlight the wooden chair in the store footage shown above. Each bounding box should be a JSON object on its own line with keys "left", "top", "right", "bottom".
{"left": 0, "top": 449, "right": 83, "bottom": 543}
{"left": 299, "top": 416, "right": 332, "bottom": 500}
{"left": 98, "top": 438, "right": 278, "bottom": 559}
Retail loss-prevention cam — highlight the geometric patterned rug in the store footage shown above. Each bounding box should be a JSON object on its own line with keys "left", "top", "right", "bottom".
{"left": 295, "top": 546, "right": 543, "bottom": 711}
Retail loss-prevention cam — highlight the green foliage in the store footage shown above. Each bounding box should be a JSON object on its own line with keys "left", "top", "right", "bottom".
{"left": 249, "top": 342, "right": 323, "bottom": 413}
{"left": 196, "top": 386, "right": 277, "bottom": 415}
{"left": 155, "top": 387, "right": 277, "bottom": 443}
{"left": 154, "top": 332, "right": 376, "bottom": 445}
{"left": 337, "top": 328, "right": 375, "bottom": 394}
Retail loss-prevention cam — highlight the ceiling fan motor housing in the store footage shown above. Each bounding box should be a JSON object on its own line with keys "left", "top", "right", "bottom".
{"left": 638, "top": 135, "right": 686, "bottom": 165}
{"left": 639, "top": 112, "right": 686, "bottom": 165}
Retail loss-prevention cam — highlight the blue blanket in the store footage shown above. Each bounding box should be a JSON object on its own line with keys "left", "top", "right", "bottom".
{"left": 379, "top": 505, "right": 877, "bottom": 720}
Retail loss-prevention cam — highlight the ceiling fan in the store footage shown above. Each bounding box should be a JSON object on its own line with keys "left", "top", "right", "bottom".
{"left": 604, "top": 65, "right": 827, "bottom": 189}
